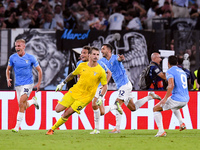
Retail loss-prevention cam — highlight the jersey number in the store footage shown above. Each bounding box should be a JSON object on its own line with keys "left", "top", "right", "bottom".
{"left": 119, "top": 90, "right": 125, "bottom": 96}
{"left": 77, "top": 106, "right": 82, "bottom": 111}
{"left": 181, "top": 74, "right": 187, "bottom": 89}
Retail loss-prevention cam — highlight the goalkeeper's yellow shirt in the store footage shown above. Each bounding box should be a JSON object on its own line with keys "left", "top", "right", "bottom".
{"left": 69, "top": 62, "right": 107, "bottom": 103}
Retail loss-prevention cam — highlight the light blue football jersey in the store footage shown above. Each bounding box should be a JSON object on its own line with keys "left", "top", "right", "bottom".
{"left": 76, "top": 60, "right": 83, "bottom": 67}
{"left": 99, "top": 54, "right": 129, "bottom": 89}
{"left": 97, "top": 60, "right": 108, "bottom": 72}
{"left": 8, "top": 53, "right": 39, "bottom": 86}
{"left": 166, "top": 66, "right": 189, "bottom": 102}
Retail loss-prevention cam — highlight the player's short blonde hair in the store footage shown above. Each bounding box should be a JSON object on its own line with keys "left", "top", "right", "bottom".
{"left": 15, "top": 39, "right": 26, "bottom": 44}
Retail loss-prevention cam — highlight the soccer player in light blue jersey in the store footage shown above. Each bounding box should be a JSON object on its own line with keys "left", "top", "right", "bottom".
{"left": 76, "top": 46, "right": 91, "bottom": 67}
{"left": 153, "top": 55, "right": 190, "bottom": 137}
{"left": 6, "top": 39, "right": 42, "bottom": 133}
{"left": 95, "top": 44, "right": 161, "bottom": 133}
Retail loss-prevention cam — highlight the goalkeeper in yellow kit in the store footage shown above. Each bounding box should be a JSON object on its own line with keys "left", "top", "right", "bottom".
{"left": 46, "top": 47, "right": 108, "bottom": 135}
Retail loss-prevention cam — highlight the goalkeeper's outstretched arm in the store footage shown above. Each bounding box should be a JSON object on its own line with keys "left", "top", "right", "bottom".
{"left": 56, "top": 72, "right": 76, "bottom": 91}
{"left": 63, "top": 72, "right": 76, "bottom": 84}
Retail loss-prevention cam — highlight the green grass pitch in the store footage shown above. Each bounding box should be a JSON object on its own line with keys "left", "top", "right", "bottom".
{"left": 0, "top": 129, "right": 200, "bottom": 150}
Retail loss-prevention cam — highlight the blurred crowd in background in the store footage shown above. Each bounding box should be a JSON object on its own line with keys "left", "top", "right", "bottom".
{"left": 0, "top": 0, "right": 199, "bottom": 30}
{"left": 1, "top": 0, "right": 200, "bottom": 91}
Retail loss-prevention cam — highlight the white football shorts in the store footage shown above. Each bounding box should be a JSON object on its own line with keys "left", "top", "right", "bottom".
{"left": 15, "top": 83, "right": 34, "bottom": 102}
{"left": 94, "top": 86, "right": 107, "bottom": 99}
{"left": 162, "top": 97, "right": 187, "bottom": 111}
{"left": 117, "top": 81, "right": 133, "bottom": 105}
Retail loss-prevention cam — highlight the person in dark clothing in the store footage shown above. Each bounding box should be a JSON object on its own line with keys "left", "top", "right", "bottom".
{"left": 63, "top": 9, "right": 78, "bottom": 29}
{"left": 29, "top": 9, "right": 41, "bottom": 28}
{"left": 4, "top": 0, "right": 16, "bottom": 18}
{"left": 4, "top": 8, "right": 19, "bottom": 28}
{"left": 149, "top": 52, "right": 166, "bottom": 90}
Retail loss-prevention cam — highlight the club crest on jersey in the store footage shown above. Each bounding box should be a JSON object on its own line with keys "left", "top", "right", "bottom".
{"left": 25, "top": 60, "right": 29, "bottom": 63}
{"left": 93, "top": 71, "right": 98, "bottom": 76}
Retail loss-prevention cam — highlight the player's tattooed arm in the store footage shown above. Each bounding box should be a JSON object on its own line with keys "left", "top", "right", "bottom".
{"left": 63, "top": 72, "right": 76, "bottom": 84}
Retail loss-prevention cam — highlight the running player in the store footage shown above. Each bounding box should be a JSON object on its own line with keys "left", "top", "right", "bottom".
{"left": 91, "top": 43, "right": 161, "bottom": 133}
{"left": 46, "top": 47, "right": 108, "bottom": 135}
{"left": 76, "top": 46, "right": 112, "bottom": 135}
{"left": 6, "top": 39, "right": 42, "bottom": 133}
{"left": 153, "top": 55, "right": 189, "bottom": 137}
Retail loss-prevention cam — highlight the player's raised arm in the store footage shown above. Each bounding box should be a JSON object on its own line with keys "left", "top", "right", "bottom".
{"left": 117, "top": 54, "right": 125, "bottom": 62}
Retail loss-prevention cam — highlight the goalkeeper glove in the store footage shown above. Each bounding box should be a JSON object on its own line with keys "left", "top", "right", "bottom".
{"left": 55, "top": 82, "right": 65, "bottom": 92}
{"left": 96, "top": 94, "right": 103, "bottom": 106}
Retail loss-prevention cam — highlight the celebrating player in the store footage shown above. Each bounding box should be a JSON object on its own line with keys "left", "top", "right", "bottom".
{"left": 153, "top": 55, "right": 189, "bottom": 137}
{"left": 46, "top": 47, "right": 108, "bottom": 135}
{"left": 6, "top": 39, "right": 42, "bottom": 133}
{"left": 76, "top": 46, "right": 91, "bottom": 66}
{"left": 90, "top": 43, "right": 161, "bottom": 133}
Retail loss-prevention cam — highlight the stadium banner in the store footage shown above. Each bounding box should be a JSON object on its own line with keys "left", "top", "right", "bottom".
{"left": 3, "top": 29, "right": 159, "bottom": 91}
{"left": 56, "top": 29, "right": 155, "bottom": 91}
{"left": 0, "top": 91, "right": 199, "bottom": 130}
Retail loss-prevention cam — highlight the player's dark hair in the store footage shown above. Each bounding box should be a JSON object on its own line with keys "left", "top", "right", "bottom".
{"left": 168, "top": 55, "right": 177, "bottom": 66}
{"left": 102, "top": 43, "right": 113, "bottom": 52}
{"left": 90, "top": 47, "right": 99, "bottom": 54}
{"left": 83, "top": 46, "right": 91, "bottom": 52}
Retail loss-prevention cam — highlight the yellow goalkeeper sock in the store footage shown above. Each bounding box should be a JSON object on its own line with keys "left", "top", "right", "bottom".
{"left": 51, "top": 117, "right": 68, "bottom": 131}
